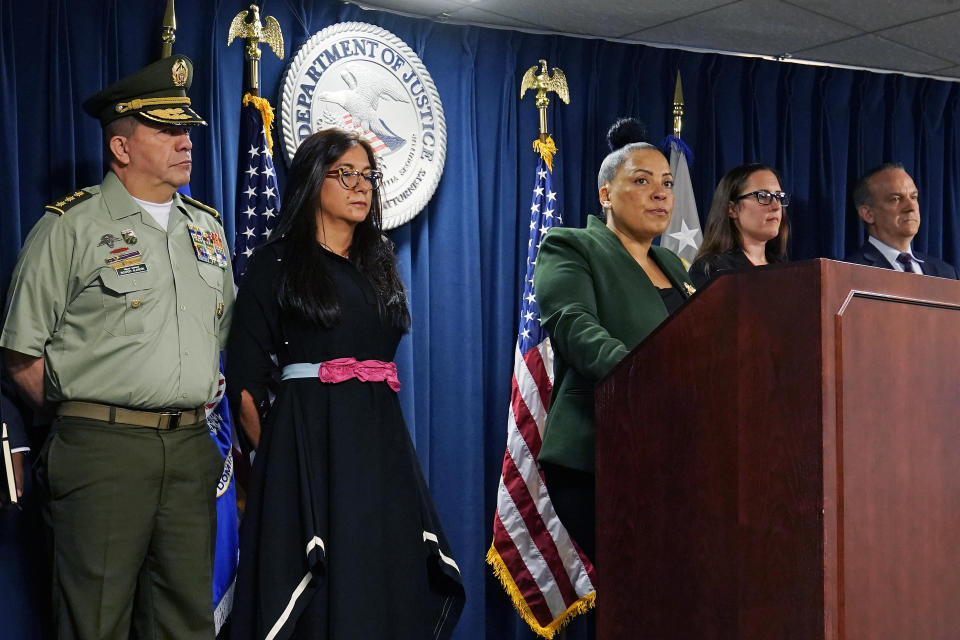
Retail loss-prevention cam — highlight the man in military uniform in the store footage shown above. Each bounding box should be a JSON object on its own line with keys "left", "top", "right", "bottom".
{"left": 1, "top": 55, "right": 233, "bottom": 639}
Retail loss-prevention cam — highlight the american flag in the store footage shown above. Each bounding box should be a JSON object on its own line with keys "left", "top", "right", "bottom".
{"left": 209, "top": 93, "right": 281, "bottom": 636}
{"left": 487, "top": 148, "right": 597, "bottom": 637}
{"left": 234, "top": 94, "right": 281, "bottom": 278}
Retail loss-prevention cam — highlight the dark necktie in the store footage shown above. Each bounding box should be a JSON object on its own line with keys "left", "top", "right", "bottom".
{"left": 896, "top": 252, "right": 918, "bottom": 274}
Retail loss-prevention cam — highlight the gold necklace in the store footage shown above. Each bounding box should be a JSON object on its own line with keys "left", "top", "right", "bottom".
{"left": 319, "top": 242, "right": 349, "bottom": 258}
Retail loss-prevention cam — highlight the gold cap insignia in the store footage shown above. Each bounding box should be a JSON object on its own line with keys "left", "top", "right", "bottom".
{"left": 147, "top": 107, "right": 189, "bottom": 120}
{"left": 172, "top": 58, "right": 188, "bottom": 87}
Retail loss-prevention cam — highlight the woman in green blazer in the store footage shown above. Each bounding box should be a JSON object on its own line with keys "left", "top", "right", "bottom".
{"left": 534, "top": 118, "right": 696, "bottom": 562}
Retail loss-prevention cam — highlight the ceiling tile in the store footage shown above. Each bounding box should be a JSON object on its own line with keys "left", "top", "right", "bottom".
{"left": 442, "top": 0, "right": 732, "bottom": 38}
{"left": 877, "top": 11, "right": 960, "bottom": 65}
{"left": 928, "top": 65, "right": 960, "bottom": 79}
{"left": 782, "top": 0, "right": 959, "bottom": 32}
{"left": 354, "top": 0, "right": 960, "bottom": 81}
{"left": 357, "top": 0, "right": 472, "bottom": 19}
{"left": 439, "top": 5, "right": 543, "bottom": 30}
{"left": 630, "top": 0, "right": 860, "bottom": 57}
{"left": 794, "top": 33, "right": 952, "bottom": 74}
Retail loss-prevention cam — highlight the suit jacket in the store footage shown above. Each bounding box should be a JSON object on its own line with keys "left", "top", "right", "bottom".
{"left": 845, "top": 240, "right": 959, "bottom": 279}
{"left": 533, "top": 215, "right": 695, "bottom": 473}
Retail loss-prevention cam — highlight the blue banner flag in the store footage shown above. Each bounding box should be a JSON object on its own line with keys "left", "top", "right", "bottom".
{"left": 206, "top": 365, "right": 238, "bottom": 634}
{"left": 178, "top": 178, "right": 239, "bottom": 637}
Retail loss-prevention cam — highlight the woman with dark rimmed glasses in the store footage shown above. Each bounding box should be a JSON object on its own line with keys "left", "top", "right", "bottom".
{"left": 689, "top": 163, "right": 790, "bottom": 288}
{"left": 226, "top": 128, "right": 464, "bottom": 639}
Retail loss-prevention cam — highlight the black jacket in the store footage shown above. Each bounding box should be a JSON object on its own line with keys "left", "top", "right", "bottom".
{"left": 688, "top": 248, "right": 788, "bottom": 289}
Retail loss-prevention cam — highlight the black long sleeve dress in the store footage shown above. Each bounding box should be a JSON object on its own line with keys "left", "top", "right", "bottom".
{"left": 226, "top": 240, "right": 464, "bottom": 640}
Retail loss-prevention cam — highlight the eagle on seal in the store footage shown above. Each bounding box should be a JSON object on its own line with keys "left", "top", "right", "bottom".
{"left": 316, "top": 65, "right": 408, "bottom": 151}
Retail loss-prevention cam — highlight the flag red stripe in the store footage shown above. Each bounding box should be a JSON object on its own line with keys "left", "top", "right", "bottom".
{"left": 492, "top": 512, "right": 556, "bottom": 627}
{"left": 510, "top": 374, "right": 543, "bottom": 456}
{"left": 500, "top": 447, "right": 580, "bottom": 606}
{"left": 522, "top": 346, "right": 552, "bottom": 413}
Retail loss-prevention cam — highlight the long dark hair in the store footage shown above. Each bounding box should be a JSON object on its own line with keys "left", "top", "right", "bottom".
{"left": 696, "top": 163, "right": 790, "bottom": 263}
{"left": 270, "top": 128, "right": 410, "bottom": 331}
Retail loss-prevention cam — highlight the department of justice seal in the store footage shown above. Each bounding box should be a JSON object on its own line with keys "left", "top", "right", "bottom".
{"left": 279, "top": 22, "right": 446, "bottom": 229}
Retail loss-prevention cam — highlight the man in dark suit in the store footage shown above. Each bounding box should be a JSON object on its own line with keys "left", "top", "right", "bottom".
{"left": 845, "top": 162, "right": 959, "bottom": 279}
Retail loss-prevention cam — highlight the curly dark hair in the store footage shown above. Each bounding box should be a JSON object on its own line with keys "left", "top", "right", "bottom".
{"left": 270, "top": 128, "right": 410, "bottom": 331}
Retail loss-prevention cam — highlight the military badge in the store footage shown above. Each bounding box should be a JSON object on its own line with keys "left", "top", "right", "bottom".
{"left": 116, "top": 264, "right": 147, "bottom": 276}
{"left": 105, "top": 249, "right": 145, "bottom": 274}
{"left": 172, "top": 58, "right": 188, "bottom": 87}
{"left": 46, "top": 190, "right": 92, "bottom": 216}
{"left": 188, "top": 225, "right": 229, "bottom": 269}
{"left": 683, "top": 282, "right": 697, "bottom": 296}
{"left": 97, "top": 233, "right": 122, "bottom": 249}
{"left": 121, "top": 229, "right": 138, "bottom": 244}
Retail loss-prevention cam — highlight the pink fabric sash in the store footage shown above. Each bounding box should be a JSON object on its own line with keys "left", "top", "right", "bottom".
{"left": 316, "top": 357, "right": 401, "bottom": 392}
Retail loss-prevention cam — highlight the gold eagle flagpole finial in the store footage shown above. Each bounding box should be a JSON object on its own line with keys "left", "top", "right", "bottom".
{"left": 673, "top": 71, "right": 684, "bottom": 138}
{"left": 160, "top": 0, "right": 176, "bottom": 58}
{"left": 520, "top": 59, "right": 570, "bottom": 171}
{"left": 227, "top": 4, "right": 285, "bottom": 94}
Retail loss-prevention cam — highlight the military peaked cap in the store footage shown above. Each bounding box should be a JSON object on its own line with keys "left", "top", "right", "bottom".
{"left": 82, "top": 55, "right": 206, "bottom": 127}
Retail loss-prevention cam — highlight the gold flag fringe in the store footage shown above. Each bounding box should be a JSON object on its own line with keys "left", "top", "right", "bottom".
{"left": 243, "top": 93, "right": 276, "bottom": 157}
{"left": 487, "top": 543, "right": 596, "bottom": 639}
{"left": 532, "top": 135, "right": 558, "bottom": 173}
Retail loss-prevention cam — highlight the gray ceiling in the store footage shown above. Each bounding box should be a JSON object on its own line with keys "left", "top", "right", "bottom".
{"left": 352, "top": 0, "right": 960, "bottom": 81}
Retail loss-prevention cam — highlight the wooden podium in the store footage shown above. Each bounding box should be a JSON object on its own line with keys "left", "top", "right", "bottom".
{"left": 594, "top": 259, "right": 960, "bottom": 639}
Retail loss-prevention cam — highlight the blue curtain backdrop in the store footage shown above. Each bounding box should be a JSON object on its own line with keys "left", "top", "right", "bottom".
{"left": 3, "top": 1, "right": 960, "bottom": 638}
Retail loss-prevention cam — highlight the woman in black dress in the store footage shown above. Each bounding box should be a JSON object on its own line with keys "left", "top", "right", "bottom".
{"left": 688, "top": 163, "right": 790, "bottom": 288}
{"left": 227, "top": 129, "right": 463, "bottom": 639}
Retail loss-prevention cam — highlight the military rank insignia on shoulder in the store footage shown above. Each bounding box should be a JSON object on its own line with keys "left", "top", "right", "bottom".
{"left": 45, "top": 189, "right": 94, "bottom": 216}
{"left": 181, "top": 194, "right": 221, "bottom": 221}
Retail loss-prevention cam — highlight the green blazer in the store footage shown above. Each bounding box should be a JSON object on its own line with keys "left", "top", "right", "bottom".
{"left": 533, "top": 215, "right": 695, "bottom": 473}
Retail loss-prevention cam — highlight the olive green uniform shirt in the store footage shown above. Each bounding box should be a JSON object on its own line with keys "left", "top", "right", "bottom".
{"left": 1, "top": 171, "right": 233, "bottom": 409}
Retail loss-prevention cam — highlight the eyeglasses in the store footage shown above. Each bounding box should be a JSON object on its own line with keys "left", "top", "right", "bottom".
{"left": 325, "top": 168, "right": 383, "bottom": 190}
{"left": 735, "top": 190, "right": 791, "bottom": 206}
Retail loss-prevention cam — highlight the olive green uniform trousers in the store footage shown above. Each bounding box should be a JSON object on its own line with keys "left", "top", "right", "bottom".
{"left": 41, "top": 416, "right": 222, "bottom": 640}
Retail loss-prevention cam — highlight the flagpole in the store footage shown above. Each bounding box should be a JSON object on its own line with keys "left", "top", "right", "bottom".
{"left": 156, "top": 1, "right": 242, "bottom": 635}
{"left": 520, "top": 59, "right": 570, "bottom": 171}
{"left": 489, "top": 60, "right": 595, "bottom": 639}
{"left": 159, "top": 0, "right": 176, "bottom": 58}
{"left": 661, "top": 71, "right": 703, "bottom": 267}
{"left": 228, "top": 6, "right": 284, "bottom": 158}
{"left": 673, "top": 70, "right": 684, "bottom": 139}
{"left": 227, "top": 4, "right": 285, "bottom": 97}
